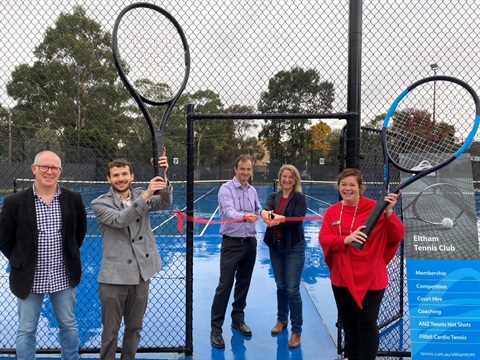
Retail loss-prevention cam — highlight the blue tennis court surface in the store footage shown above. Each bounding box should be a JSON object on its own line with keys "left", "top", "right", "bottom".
{"left": 188, "top": 184, "right": 339, "bottom": 360}
{"left": 0, "top": 183, "right": 343, "bottom": 359}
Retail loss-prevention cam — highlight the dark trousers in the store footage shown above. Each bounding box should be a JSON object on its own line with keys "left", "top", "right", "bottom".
{"left": 332, "top": 285, "right": 385, "bottom": 360}
{"left": 211, "top": 236, "right": 257, "bottom": 334}
{"left": 98, "top": 280, "right": 150, "bottom": 360}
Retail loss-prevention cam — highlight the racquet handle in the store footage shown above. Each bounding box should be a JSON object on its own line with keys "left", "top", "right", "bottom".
{"left": 153, "top": 161, "right": 165, "bottom": 196}
{"left": 352, "top": 194, "right": 389, "bottom": 250}
{"left": 153, "top": 168, "right": 166, "bottom": 196}
{"left": 153, "top": 137, "right": 166, "bottom": 195}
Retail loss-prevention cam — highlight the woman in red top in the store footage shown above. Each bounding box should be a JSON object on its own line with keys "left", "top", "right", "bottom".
{"left": 319, "top": 168, "right": 404, "bottom": 360}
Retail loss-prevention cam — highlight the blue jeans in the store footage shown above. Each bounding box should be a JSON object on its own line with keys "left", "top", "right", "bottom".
{"left": 17, "top": 287, "right": 78, "bottom": 360}
{"left": 269, "top": 240, "right": 305, "bottom": 335}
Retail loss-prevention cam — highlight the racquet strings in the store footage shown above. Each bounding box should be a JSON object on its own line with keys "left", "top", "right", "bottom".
{"left": 385, "top": 80, "right": 477, "bottom": 171}
{"left": 407, "top": 183, "right": 465, "bottom": 224}
{"left": 115, "top": 7, "right": 186, "bottom": 103}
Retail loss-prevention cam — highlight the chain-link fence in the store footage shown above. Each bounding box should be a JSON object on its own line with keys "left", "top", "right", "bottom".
{"left": 1, "top": 0, "right": 480, "bottom": 357}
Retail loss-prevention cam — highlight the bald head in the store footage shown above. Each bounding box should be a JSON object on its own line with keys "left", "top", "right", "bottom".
{"left": 34, "top": 151, "right": 62, "bottom": 168}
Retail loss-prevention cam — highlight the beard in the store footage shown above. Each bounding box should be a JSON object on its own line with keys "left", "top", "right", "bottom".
{"left": 110, "top": 180, "right": 131, "bottom": 194}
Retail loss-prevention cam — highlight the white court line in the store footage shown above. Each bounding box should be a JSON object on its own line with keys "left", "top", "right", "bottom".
{"left": 152, "top": 187, "right": 334, "bottom": 234}
{"left": 152, "top": 187, "right": 218, "bottom": 233}
{"left": 199, "top": 206, "right": 219, "bottom": 237}
{"left": 152, "top": 212, "right": 178, "bottom": 232}
{"left": 305, "top": 193, "right": 334, "bottom": 206}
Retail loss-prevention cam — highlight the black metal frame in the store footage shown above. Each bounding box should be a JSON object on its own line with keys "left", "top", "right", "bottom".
{"left": 338, "top": 125, "right": 411, "bottom": 358}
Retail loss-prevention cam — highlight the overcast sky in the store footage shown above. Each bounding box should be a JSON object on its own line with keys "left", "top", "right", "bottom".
{"left": 1, "top": 0, "right": 479, "bottom": 135}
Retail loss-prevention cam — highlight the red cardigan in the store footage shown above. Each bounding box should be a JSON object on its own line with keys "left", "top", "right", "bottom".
{"left": 318, "top": 196, "right": 404, "bottom": 308}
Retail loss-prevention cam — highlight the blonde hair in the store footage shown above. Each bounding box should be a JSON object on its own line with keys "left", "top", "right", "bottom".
{"left": 336, "top": 168, "right": 365, "bottom": 193}
{"left": 277, "top": 164, "right": 302, "bottom": 193}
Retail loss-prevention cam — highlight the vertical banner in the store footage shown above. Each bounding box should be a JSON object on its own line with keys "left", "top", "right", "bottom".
{"left": 401, "top": 154, "right": 480, "bottom": 359}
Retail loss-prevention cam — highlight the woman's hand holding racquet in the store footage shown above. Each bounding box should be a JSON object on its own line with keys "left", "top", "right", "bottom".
{"left": 345, "top": 225, "right": 367, "bottom": 247}
{"left": 383, "top": 191, "right": 401, "bottom": 217}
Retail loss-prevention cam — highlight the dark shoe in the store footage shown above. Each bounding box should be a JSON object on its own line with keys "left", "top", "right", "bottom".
{"left": 210, "top": 333, "right": 225, "bottom": 349}
{"left": 288, "top": 333, "right": 301, "bottom": 349}
{"left": 271, "top": 321, "right": 288, "bottom": 335}
{"left": 231, "top": 322, "right": 252, "bottom": 337}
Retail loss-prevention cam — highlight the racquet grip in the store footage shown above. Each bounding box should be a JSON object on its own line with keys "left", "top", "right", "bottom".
{"left": 352, "top": 195, "right": 389, "bottom": 250}
{"left": 153, "top": 165, "right": 165, "bottom": 196}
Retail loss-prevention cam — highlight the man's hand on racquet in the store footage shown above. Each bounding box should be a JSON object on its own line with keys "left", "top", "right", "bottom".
{"left": 142, "top": 176, "right": 169, "bottom": 201}
{"left": 150, "top": 147, "right": 169, "bottom": 179}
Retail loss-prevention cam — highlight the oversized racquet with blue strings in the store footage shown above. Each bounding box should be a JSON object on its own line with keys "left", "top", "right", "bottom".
{"left": 354, "top": 75, "right": 480, "bottom": 250}
{"left": 112, "top": 2, "right": 190, "bottom": 179}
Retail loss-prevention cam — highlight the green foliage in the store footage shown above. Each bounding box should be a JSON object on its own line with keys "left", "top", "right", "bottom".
{"left": 2, "top": 6, "right": 342, "bottom": 173}
{"left": 225, "top": 104, "right": 264, "bottom": 164}
{"left": 258, "top": 66, "right": 335, "bottom": 165}
{"left": 467, "top": 141, "right": 480, "bottom": 156}
{"left": 391, "top": 108, "right": 459, "bottom": 153}
{"left": 191, "top": 90, "right": 226, "bottom": 165}
{"left": 310, "top": 121, "right": 334, "bottom": 151}
{"left": 6, "top": 5, "right": 130, "bottom": 164}
{"left": 365, "top": 113, "right": 386, "bottom": 129}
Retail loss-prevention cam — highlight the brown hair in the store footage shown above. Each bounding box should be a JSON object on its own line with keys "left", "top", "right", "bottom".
{"left": 234, "top": 154, "right": 253, "bottom": 168}
{"left": 107, "top": 158, "right": 133, "bottom": 176}
{"left": 336, "top": 168, "right": 365, "bottom": 193}
{"left": 277, "top": 164, "right": 302, "bottom": 193}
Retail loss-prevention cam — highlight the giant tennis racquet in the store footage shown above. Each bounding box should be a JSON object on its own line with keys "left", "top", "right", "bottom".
{"left": 112, "top": 2, "right": 190, "bottom": 179}
{"left": 354, "top": 75, "right": 480, "bottom": 250}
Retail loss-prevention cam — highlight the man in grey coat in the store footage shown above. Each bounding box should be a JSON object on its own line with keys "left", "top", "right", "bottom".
{"left": 91, "top": 156, "right": 173, "bottom": 360}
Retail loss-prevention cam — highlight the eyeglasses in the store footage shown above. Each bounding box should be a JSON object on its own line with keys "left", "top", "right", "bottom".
{"left": 35, "top": 164, "right": 62, "bottom": 173}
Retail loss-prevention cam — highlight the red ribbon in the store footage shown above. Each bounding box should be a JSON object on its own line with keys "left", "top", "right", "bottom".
{"left": 172, "top": 210, "right": 323, "bottom": 233}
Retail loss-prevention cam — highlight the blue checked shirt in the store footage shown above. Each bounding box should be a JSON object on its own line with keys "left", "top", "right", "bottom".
{"left": 31, "top": 185, "right": 70, "bottom": 293}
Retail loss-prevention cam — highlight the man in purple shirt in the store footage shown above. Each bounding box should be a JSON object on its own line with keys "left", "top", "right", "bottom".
{"left": 210, "top": 154, "right": 261, "bottom": 349}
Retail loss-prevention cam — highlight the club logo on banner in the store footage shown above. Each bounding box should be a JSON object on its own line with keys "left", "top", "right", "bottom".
{"left": 401, "top": 153, "right": 480, "bottom": 359}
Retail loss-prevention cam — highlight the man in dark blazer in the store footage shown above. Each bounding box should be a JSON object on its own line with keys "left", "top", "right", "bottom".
{"left": 0, "top": 150, "right": 87, "bottom": 360}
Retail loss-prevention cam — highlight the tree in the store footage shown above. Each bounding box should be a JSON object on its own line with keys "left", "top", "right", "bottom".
{"left": 224, "top": 104, "right": 264, "bottom": 163}
{"left": 467, "top": 141, "right": 480, "bottom": 156}
{"left": 310, "top": 121, "right": 334, "bottom": 152}
{"left": 390, "top": 108, "right": 458, "bottom": 153}
{"left": 6, "top": 6, "right": 130, "bottom": 164}
{"left": 119, "top": 80, "right": 190, "bottom": 167}
{"left": 258, "top": 67, "right": 334, "bottom": 165}
{"left": 328, "top": 128, "right": 343, "bottom": 162}
{"left": 0, "top": 106, "right": 10, "bottom": 161}
{"left": 226, "top": 104, "right": 258, "bottom": 148}
{"left": 365, "top": 113, "right": 386, "bottom": 130}
{"left": 191, "top": 90, "right": 228, "bottom": 166}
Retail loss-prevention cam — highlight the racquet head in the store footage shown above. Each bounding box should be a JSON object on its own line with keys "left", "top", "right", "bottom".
{"left": 383, "top": 76, "right": 480, "bottom": 191}
{"left": 403, "top": 182, "right": 465, "bottom": 226}
{"left": 357, "top": 76, "right": 479, "bottom": 249}
{"left": 112, "top": 3, "right": 190, "bottom": 177}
